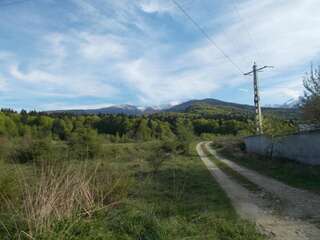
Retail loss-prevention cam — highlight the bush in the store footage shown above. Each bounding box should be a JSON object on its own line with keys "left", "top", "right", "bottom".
{"left": 0, "top": 160, "right": 21, "bottom": 204}
{"left": 68, "top": 128, "right": 103, "bottom": 160}
{"left": 8, "top": 137, "right": 53, "bottom": 164}
{"left": 145, "top": 141, "right": 177, "bottom": 173}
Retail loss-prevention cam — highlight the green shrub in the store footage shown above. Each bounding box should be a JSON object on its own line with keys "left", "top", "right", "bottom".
{"left": 8, "top": 137, "right": 53, "bottom": 164}
{"left": 68, "top": 128, "right": 102, "bottom": 160}
{"left": 0, "top": 160, "right": 20, "bottom": 203}
{"left": 145, "top": 141, "right": 177, "bottom": 173}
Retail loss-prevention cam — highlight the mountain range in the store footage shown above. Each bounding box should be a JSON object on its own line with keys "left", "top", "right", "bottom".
{"left": 46, "top": 98, "right": 299, "bottom": 117}
{"left": 263, "top": 97, "right": 303, "bottom": 109}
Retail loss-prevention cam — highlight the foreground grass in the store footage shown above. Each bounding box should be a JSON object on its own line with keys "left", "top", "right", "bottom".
{"left": 0, "top": 141, "right": 265, "bottom": 239}
{"left": 212, "top": 136, "right": 320, "bottom": 194}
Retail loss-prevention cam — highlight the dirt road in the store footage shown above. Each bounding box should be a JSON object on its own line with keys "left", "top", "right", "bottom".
{"left": 196, "top": 142, "right": 320, "bottom": 240}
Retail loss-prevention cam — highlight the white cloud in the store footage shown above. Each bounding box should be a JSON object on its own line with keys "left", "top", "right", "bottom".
{"left": 239, "top": 88, "right": 249, "bottom": 93}
{"left": 9, "top": 65, "right": 117, "bottom": 97}
{"left": 45, "top": 33, "right": 67, "bottom": 60}
{"left": 79, "top": 32, "right": 126, "bottom": 60}
{"left": 3, "top": 0, "right": 320, "bottom": 108}
{"left": 117, "top": 56, "right": 219, "bottom": 105}
{"left": 0, "top": 51, "right": 15, "bottom": 61}
{"left": 42, "top": 102, "right": 113, "bottom": 111}
{"left": 0, "top": 76, "right": 8, "bottom": 91}
{"left": 139, "top": 0, "right": 175, "bottom": 14}
{"left": 10, "top": 65, "right": 61, "bottom": 84}
{"left": 173, "top": 0, "right": 320, "bottom": 103}
{"left": 261, "top": 79, "right": 303, "bottom": 103}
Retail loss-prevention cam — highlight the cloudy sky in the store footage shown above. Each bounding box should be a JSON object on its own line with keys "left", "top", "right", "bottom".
{"left": 0, "top": 0, "right": 319, "bottom": 110}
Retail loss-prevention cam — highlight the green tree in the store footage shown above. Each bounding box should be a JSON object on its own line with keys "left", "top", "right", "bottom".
{"left": 134, "top": 119, "right": 152, "bottom": 141}
{"left": 0, "top": 113, "right": 6, "bottom": 135}
{"left": 68, "top": 128, "right": 102, "bottom": 160}
{"left": 37, "top": 116, "right": 54, "bottom": 137}
{"left": 4, "top": 117, "right": 18, "bottom": 137}
{"left": 52, "top": 119, "right": 68, "bottom": 140}
{"left": 175, "top": 118, "right": 193, "bottom": 154}
{"left": 154, "top": 121, "right": 174, "bottom": 140}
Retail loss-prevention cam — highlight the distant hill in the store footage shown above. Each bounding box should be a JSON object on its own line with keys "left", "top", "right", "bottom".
{"left": 166, "top": 98, "right": 300, "bottom": 119}
{"left": 46, "top": 104, "right": 158, "bottom": 115}
{"left": 46, "top": 98, "right": 300, "bottom": 119}
{"left": 166, "top": 98, "right": 253, "bottom": 112}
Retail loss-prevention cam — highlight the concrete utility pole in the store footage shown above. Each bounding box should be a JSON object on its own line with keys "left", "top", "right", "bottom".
{"left": 244, "top": 62, "right": 273, "bottom": 135}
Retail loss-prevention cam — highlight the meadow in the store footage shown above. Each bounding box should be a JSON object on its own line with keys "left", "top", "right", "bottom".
{"left": 0, "top": 139, "right": 267, "bottom": 239}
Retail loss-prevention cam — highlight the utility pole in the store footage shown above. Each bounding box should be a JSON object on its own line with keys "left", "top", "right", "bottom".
{"left": 244, "top": 62, "right": 273, "bottom": 135}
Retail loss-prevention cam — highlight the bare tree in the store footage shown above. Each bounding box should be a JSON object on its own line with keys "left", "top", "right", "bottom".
{"left": 302, "top": 64, "right": 320, "bottom": 122}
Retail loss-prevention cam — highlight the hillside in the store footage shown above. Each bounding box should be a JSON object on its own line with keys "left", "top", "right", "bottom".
{"left": 167, "top": 99, "right": 300, "bottom": 120}
{"left": 167, "top": 98, "right": 253, "bottom": 112}
{"left": 46, "top": 98, "right": 300, "bottom": 120}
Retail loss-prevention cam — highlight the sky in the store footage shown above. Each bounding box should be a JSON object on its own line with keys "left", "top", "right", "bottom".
{"left": 0, "top": 0, "right": 320, "bottom": 110}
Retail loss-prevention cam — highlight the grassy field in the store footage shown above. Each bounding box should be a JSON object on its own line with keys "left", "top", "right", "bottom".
{"left": 211, "top": 136, "right": 320, "bottom": 194}
{"left": 0, "top": 141, "right": 265, "bottom": 239}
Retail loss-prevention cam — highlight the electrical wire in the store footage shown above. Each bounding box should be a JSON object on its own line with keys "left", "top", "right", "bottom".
{"left": 171, "top": 0, "right": 245, "bottom": 75}
{"left": 230, "top": 0, "right": 263, "bottom": 64}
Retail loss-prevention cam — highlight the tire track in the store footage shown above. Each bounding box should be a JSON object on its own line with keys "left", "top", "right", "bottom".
{"left": 196, "top": 142, "right": 320, "bottom": 240}
{"left": 205, "top": 142, "right": 320, "bottom": 221}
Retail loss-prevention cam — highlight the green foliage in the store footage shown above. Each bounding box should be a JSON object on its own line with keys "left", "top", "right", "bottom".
{"left": 52, "top": 119, "right": 70, "bottom": 140}
{"left": 193, "top": 119, "right": 219, "bottom": 135}
{"left": 174, "top": 118, "right": 193, "bottom": 154}
{"left": 153, "top": 121, "right": 175, "bottom": 140}
{"left": 0, "top": 106, "right": 298, "bottom": 168}
{"left": 106, "top": 205, "right": 165, "bottom": 240}
{"left": 263, "top": 117, "right": 297, "bottom": 137}
{"left": 8, "top": 136, "right": 54, "bottom": 164}
{"left": 0, "top": 160, "right": 21, "bottom": 202}
{"left": 68, "top": 128, "right": 102, "bottom": 160}
{"left": 133, "top": 119, "right": 151, "bottom": 141}
{"left": 0, "top": 139, "right": 265, "bottom": 240}
{"left": 145, "top": 141, "right": 177, "bottom": 173}
{"left": 0, "top": 113, "right": 18, "bottom": 137}
{"left": 0, "top": 104, "right": 298, "bottom": 146}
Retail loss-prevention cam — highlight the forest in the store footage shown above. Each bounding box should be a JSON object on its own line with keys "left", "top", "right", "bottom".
{"left": 0, "top": 107, "right": 297, "bottom": 164}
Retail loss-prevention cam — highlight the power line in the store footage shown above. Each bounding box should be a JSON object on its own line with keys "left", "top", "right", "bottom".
{"left": 230, "top": 0, "right": 263, "bottom": 63}
{"left": 171, "top": 0, "right": 244, "bottom": 75}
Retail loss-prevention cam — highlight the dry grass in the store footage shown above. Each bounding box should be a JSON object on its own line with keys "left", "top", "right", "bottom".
{"left": 0, "top": 161, "right": 130, "bottom": 239}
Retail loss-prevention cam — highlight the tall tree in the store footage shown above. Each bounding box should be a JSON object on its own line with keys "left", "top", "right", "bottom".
{"left": 134, "top": 119, "right": 152, "bottom": 141}
{"left": 302, "top": 65, "right": 320, "bottom": 122}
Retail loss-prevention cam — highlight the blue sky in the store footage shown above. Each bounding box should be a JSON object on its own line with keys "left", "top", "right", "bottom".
{"left": 0, "top": 0, "right": 319, "bottom": 110}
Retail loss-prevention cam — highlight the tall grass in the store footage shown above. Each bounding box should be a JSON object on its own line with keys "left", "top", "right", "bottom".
{"left": 0, "top": 160, "right": 130, "bottom": 239}
{"left": 0, "top": 141, "right": 265, "bottom": 239}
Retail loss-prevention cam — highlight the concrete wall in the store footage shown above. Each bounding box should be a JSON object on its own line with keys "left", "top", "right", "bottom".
{"left": 244, "top": 131, "right": 320, "bottom": 165}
